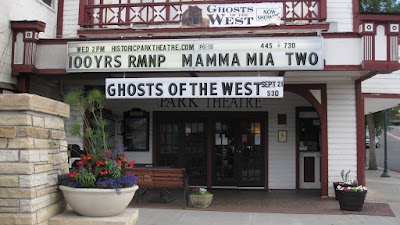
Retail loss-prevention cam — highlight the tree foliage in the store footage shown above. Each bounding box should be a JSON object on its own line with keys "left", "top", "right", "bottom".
{"left": 64, "top": 89, "right": 109, "bottom": 156}
{"left": 360, "top": 0, "right": 400, "bottom": 13}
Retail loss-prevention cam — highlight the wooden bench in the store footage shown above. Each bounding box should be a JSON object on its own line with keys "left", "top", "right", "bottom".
{"left": 125, "top": 168, "right": 189, "bottom": 206}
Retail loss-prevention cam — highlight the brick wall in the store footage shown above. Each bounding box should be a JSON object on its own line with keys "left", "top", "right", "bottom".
{"left": 0, "top": 94, "right": 70, "bottom": 225}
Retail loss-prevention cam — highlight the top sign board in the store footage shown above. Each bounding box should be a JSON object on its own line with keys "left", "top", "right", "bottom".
{"left": 67, "top": 37, "right": 324, "bottom": 73}
{"left": 181, "top": 3, "right": 283, "bottom": 28}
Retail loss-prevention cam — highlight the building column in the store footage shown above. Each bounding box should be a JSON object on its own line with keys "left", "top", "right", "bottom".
{"left": 0, "top": 94, "right": 70, "bottom": 225}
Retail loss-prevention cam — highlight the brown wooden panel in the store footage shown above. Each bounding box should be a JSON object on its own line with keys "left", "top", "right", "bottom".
{"left": 125, "top": 168, "right": 186, "bottom": 189}
{"left": 304, "top": 157, "right": 315, "bottom": 182}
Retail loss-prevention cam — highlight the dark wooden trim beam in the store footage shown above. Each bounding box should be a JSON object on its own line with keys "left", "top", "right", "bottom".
{"left": 359, "top": 14, "right": 400, "bottom": 22}
{"left": 207, "top": 118, "right": 212, "bottom": 189}
{"left": 324, "top": 65, "right": 362, "bottom": 71}
{"left": 362, "top": 93, "right": 400, "bottom": 99}
{"left": 10, "top": 21, "right": 46, "bottom": 32}
{"left": 12, "top": 65, "right": 38, "bottom": 76}
{"left": 57, "top": 0, "right": 65, "bottom": 37}
{"left": 362, "top": 61, "right": 400, "bottom": 72}
{"left": 355, "top": 81, "right": 365, "bottom": 186}
{"left": 352, "top": 0, "right": 360, "bottom": 32}
{"left": 264, "top": 112, "right": 269, "bottom": 191}
{"left": 277, "top": 71, "right": 285, "bottom": 77}
{"left": 16, "top": 75, "right": 30, "bottom": 93}
{"left": 322, "top": 33, "right": 361, "bottom": 38}
{"left": 355, "top": 71, "right": 377, "bottom": 82}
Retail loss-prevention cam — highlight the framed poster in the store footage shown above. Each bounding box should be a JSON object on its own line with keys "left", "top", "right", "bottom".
{"left": 123, "top": 109, "right": 149, "bottom": 151}
{"left": 278, "top": 130, "right": 287, "bottom": 142}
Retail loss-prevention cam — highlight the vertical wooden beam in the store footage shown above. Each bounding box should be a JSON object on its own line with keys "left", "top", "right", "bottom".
{"left": 207, "top": 118, "right": 213, "bottom": 189}
{"left": 320, "top": 0, "right": 327, "bottom": 21}
{"left": 57, "top": 0, "right": 65, "bottom": 37}
{"left": 295, "top": 108, "right": 300, "bottom": 190}
{"left": 17, "top": 75, "right": 30, "bottom": 93}
{"left": 152, "top": 111, "right": 158, "bottom": 165}
{"left": 78, "top": 0, "right": 87, "bottom": 26}
{"left": 352, "top": 0, "right": 360, "bottom": 32}
{"left": 320, "top": 85, "right": 328, "bottom": 197}
{"left": 355, "top": 81, "right": 366, "bottom": 185}
{"left": 264, "top": 112, "right": 269, "bottom": 191}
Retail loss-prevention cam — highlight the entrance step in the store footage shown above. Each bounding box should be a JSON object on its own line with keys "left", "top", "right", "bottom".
{"left": 49, "top": 208, "right": 138, "bottom": 225}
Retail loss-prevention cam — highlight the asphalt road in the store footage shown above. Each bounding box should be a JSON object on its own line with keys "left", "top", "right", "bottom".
{"left": 368, "top": 126, "right": 400, "bottom": 172}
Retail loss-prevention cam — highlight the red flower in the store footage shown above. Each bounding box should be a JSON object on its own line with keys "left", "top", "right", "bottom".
{"left": 77, "top": 160, "right": 85, "bottom": 166}
{"left": 96, "top": 160, "right": 105, "bottom": 167}
{"left": 80, "top": 155, "right": 87, "bottom": 161}
{"left": 67, "top": 171, "right": 77, "bottom": 178}
{"left": 118, "top": 154, "right": 126, "bottom": 161}
{"left": 117, "top": 160, "right": 122, "bottom": 166}
{"left": 100, "top": 170, "right": 108, "bottom": 176}
{"left": 125, "top": 160, "right": 136, "bottom": 167}
{"left": 86, "top": 154, "right": 92, "bottom": 160}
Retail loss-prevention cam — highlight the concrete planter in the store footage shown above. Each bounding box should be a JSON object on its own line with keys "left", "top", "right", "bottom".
{"left": 59, "top": 185, "right": 138, "bottom": 217}
{"left": 189, "top": 194, "right": 213, "bottom": 208}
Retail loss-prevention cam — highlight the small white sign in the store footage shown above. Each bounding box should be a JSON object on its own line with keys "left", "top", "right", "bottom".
{"left": 106, "top": 77, "right": 284, "bottom": 99}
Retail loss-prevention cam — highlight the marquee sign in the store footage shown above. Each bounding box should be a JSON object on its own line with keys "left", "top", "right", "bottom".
{"left": 106, "top": 77, "right": 284, "bottom": 99}
{"left": 67, "top": 37, "right": 323, "bottom": 72}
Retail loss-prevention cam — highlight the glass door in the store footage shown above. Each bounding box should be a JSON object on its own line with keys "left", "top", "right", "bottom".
{"left": 158, "top": 121, "right": 207, "bottom": 185}
{"left": 213, "top": 120, "right": 264, "bottom": 187}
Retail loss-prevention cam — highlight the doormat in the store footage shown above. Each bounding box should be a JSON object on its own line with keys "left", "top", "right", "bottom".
{"left": 343, "top": 202, "right": 395, "bottom": 217}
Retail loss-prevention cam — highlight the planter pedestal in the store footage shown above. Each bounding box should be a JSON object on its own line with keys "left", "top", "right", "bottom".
{"left": 339, "top": 191, "right": 367, "bottom": 211}
{"left": 49, "top": 207, "right": 138, "bottom": 225}
{"left": 189, "top": 194, "right": 213, "bottom": 208}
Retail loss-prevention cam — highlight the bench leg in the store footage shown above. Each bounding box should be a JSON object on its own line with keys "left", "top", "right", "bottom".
{"left": 159, "top": 189, "right": 175, "bottom": 203}
{"left": 184, "top": 189, "right": 188, "bottom": 208}
{"left": 135, "top": 188, "right": 150, "bottom": 204}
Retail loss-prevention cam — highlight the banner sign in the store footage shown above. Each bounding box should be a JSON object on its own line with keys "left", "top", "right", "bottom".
{"left": 181, "top": 3, "right": 282, "bottom": 28}
{"left": 106, "top": 77, "right": 284, "bottom": 99}
{"left": 67, "top": 37, "right": 323, "bottom": 72}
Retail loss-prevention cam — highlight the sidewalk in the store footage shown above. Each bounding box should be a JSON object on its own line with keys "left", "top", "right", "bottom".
{"left": 134, "top": 168, "right": 400, "bottom": 225}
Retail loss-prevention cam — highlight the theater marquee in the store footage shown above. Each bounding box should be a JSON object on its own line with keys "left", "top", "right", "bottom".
{"left": 67, "top": 37, "right": 323, "bottom": 73}
{"left": 106, "top": 77, "right": 284, "bottom": 99}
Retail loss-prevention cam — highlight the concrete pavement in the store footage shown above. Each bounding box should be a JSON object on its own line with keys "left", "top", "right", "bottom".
{"left": 135, "top": 168, "right": 400, "bottom": 225}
